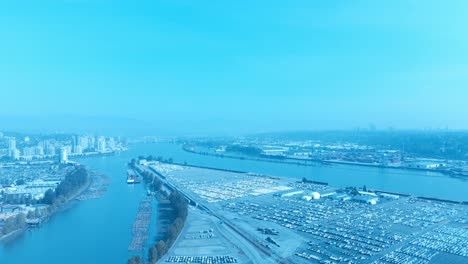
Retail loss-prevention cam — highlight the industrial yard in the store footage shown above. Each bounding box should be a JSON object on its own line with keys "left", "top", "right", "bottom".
{"left": 146, "top": 162, "right": 468, "bottom": 264}
{"left": 161, "top": 207, "right": 243, "bottom": 263}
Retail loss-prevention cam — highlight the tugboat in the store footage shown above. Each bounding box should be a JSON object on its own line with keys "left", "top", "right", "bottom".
{"left": 127, "top": 170, "right": 140, "bottom": 184}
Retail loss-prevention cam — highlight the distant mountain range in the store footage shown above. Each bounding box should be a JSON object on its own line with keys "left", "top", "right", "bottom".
{"left": 0, "top": 115, "right": 155, "bottom": 137}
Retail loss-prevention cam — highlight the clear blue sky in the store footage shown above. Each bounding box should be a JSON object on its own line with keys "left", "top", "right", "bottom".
{"left": 1, "top": 1, "right": 467, "bottom": 135}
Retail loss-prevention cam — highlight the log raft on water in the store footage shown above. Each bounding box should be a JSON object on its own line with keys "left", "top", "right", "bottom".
{"left": 128, "top": 199, "right": 153, "bottom": 251}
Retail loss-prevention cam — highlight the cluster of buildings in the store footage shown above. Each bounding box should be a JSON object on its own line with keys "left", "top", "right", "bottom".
{"left": 203, "top": 139, "right": 468, "bottom": 173}
{"left": 0, "top": 133, "right": 125, "bottom": 163}
{"left": 0, "top": 164, "right": 72, "bottom": 205}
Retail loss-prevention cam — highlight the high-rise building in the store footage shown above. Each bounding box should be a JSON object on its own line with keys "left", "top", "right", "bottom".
{"left": 107, "top": 137, "right": 116, "bottom": 150}
{"left": 97, "top": 137, "right": 106, "bottom": 152}
{"left": 60, "top": 147, "right": 68, "bottom": 164}
{"left": 65, "top": 146, "right": 72, "bottom": 155}
{"left": 23, "top": 147, "right": 34, "bottom": 157}
{"left": 46, "top": 144, "right": 56, "bottom": 156}
{"left": 74, "top": 145, "right": 83, "bottom": 155}
{"left": 8, "top": 138, "right": 16, "bottom": 150}
{"left": 12, "top": 149, "right": 20, "bottom": 160}
{"left": 89, "top": 136, "right": 96, "bottom": 149}
{"left": 38, "top": 140, "right": 47, "bottom": 149}
{"left": 78, "top": 136, "right": 89, "bottom": 150}
{"left": 8, "top": 138, "right": 18, "bottom": 158}
{"left": 35, "top": 146, "right": 44, "bottom": 156}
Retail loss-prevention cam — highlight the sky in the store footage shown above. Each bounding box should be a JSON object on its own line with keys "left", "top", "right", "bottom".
{"left": 1, "top": 1, "right": 468, "bottom": 135}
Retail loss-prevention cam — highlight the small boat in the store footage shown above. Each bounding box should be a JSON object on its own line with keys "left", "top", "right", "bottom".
{"left": 127, "top": 169, "right": 140, "bottom": 184}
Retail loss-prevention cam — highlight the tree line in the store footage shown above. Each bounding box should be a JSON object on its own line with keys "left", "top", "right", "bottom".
{"left": 147, "top": 191, "right": 188, "bottom": 264}
{"left": 128, "top": 192, "right": 188, "bottom": 264}
{"left": 41, "top": 166, "right": 88, "bottom": 205}
{"left": 1, "top": 213, "right": 26, "bottom": 236}
{"left": 132, "top": 166, "right": 163, "bottom": 192}
{"left": 128, "top": 161, "right": 188, "bottom": 264}
{"left": 131, "top": 155, "right": 174, "bottom": 165}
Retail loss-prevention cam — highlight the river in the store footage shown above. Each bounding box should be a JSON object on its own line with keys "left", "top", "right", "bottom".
{"left": 1, "top": 142, "right": 467, "bottom": 263}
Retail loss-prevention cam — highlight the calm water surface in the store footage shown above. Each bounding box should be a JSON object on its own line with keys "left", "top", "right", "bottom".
{"left": 1, "top": 142, "right": 467, "bottom": 263}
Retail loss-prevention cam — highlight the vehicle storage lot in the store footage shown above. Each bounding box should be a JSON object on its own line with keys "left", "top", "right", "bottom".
{"left": 161, "top": 207, "right": 244, "bottom": 263}
{"left": 151, "top": 164, "right": 468, "bottom": 264}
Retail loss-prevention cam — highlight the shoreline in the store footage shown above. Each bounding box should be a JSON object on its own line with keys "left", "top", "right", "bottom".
{"left": 0, "top": 150, "right": 124, "bottom": 168}
{"left": 167, "top": 161, "right": 468, "bottom": 205}
{"left": 0, "top": 228, "right": 27, "bottom": 244}
{"left": 182, "top": 145, "right": 467, "bottom": 178}
{"left": 0, "top": 166, "right": 94, "bottom": 244}
{"left": 130, "top": 163, "right": 188, "bottom": 263}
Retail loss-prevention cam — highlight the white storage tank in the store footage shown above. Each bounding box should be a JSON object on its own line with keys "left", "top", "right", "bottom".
{"left": 311, "top": 192, "right": 321, "bottom": 200}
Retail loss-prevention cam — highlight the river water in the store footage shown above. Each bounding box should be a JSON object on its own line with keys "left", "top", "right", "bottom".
{"left": 1, "top": 142, "right": 467, "bottom": 263}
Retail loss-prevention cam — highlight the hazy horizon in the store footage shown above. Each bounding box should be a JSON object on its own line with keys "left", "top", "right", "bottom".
{"left": 2, "top": 1, "right": 468, "bottom": 135}
{"left": 0, "top": 114, "right": 465, "bottom": 137}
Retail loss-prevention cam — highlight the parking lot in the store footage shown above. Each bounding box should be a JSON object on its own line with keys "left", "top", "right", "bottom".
{"left": 165, "top": 256, "right": 237, "bottom": 264}
{"left": 150, "top": 164, "right": 468, "bottom": 264}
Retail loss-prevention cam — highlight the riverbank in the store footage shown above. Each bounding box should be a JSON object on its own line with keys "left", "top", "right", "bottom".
{"left": 171, "top": 161, "right": 468, "bottom": 205}
{"left": 147, "top": 160, "right": 468, "bottom": 263}
{"left": 0, "top": 228, "right": 26, "bottom": 244}
{"left": 127, "top": 162, "right": 188, "bottom": 264}
{"left": 0, "top": 166, "right": 94, "bottom": 244}
{"left": 1, "top": 143, "right": 169, "bottom": 264}
{"left": 182, "top": 145, "right": 466, "bottom": 178}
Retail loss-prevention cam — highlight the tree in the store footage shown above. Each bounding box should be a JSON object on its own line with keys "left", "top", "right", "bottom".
{"left": 350, "top": 187, "right": 360, "bottom": 196}
{"left": 166, "top": 224, "right": 178, "bottom": 244}
{"left": 148, "top": 245, "right": 159, "bottom": 264}
{"left": 2, "top": 213, "right": 26, "bottom": 235}
{"left": 15, "top": 213, "right": 26, "bottom": 226}
{"left": 173, "top": 217, "right": 184, "bottom": 231}
{"left": 27, "top": 210, "right": 35, "bottom": 219}
{"left": 168, "top": 191, "right": 188, "bottom": 221}
{"left": 15, "top": 179, "right": 25, "bottom": 185}
{"left": 152, "top": 180, "right": 163, "bottom": 192}
{"left": 156, "top": 240, "right": 167, "bottom": 256}
{"left": 127, "top": 255, "right": 143, "bottom": 264}
{"left": 42, "top": 189, "right": 56, "bottom": 205}
{"left": 226, "top": 145, "right": 262, "bottom": 156}
{"left": 55, "top": 167, "right": 88, "bottom": 199}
